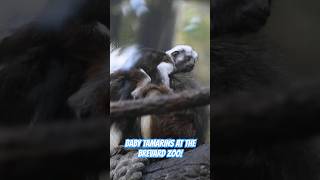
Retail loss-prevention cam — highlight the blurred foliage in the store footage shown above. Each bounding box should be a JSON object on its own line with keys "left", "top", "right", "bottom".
{"left": 174, "top": 1, "right": 210, "bottom": 86}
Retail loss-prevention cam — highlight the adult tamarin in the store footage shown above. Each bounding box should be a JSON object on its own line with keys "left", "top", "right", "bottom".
{"left": 109, "top": 45, "right": 208, "bottom": 180}
{"left": 109, "top": 44, "right": 208, "bottom": 154}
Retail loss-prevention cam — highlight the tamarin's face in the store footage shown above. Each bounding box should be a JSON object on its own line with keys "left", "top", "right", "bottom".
{"left": 166, "top": 45, "right": 198, "bottom": 74}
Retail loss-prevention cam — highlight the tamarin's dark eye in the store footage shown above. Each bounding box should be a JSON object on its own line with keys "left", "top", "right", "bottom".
{"left": 172, "top": 51, "right": 180, "bottom": 58}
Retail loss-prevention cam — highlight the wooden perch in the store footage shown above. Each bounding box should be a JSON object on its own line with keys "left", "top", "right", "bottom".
{"left": 213, "top": 81, "right": 320, "bottom": 145}
{"left": 110, "top": 87, "right": 210, "bottom": 119}
{"left": 0, "top": 120, "right": 106, "bottom": 179}
{"left": 143, "top": 144, "right": 210, "bottom": 180}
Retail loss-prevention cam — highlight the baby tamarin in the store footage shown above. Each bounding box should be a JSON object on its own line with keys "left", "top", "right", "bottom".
{"left": 110, "top": 45, "right": 175, "bottom": 100}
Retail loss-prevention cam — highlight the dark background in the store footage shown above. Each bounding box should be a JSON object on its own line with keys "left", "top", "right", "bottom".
{"left": 263, "top": 0, "right": 320, "bottom": 82}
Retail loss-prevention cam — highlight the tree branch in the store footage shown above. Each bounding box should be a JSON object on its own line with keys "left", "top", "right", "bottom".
{"left": 143, "top": 144, "right": 210, "bottom": 179}
{"left": 110, "top": 87, "right": 210, "bottom": 119}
